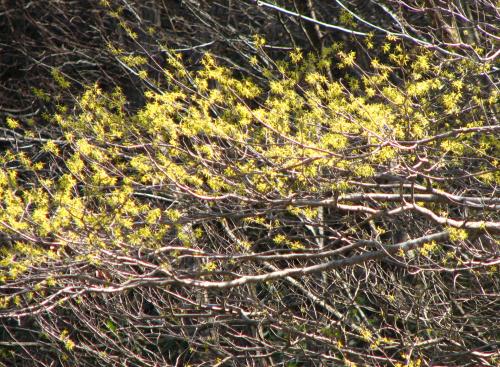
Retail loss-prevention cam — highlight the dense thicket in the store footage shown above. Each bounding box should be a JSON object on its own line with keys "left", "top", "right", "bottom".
{"left": 1, "top": 1, "right": 499, "bottom": 366}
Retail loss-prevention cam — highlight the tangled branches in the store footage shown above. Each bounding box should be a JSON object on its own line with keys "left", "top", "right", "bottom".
{"left": 1, "top": 1, "right": 499, "bottom": 366}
